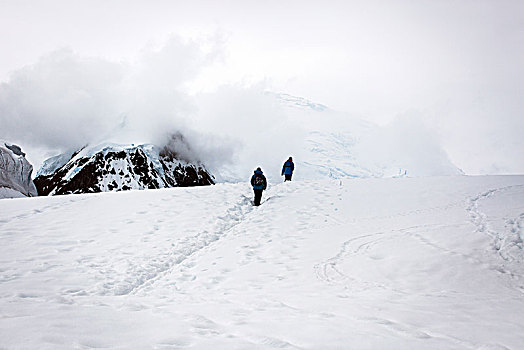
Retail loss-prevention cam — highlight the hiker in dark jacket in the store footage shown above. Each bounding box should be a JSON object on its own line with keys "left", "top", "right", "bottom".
{"left": 250, "top": 167, "right": 267, "bottom": 206}
{"left": 281, "top": 157, "right": 294, "bottom": 181}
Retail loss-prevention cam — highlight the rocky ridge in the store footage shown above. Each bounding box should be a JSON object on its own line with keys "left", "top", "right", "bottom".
{"left": 34, "top": 143, "right": 214, "bottom": 196}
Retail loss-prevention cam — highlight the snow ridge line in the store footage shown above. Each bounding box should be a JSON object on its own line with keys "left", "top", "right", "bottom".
{"left": 105, "top": 194, "right": 254, "bottom": 296}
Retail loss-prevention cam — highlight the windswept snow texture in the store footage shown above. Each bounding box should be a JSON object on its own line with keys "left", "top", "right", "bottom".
{"left": 0, "top": 142, "right": 38, "bottom": 198}
{"left": 33, "top": 143, "right": 214, "bottom": 196}
{"left": 1, "top": 176, "right": 524, "bottom": 349}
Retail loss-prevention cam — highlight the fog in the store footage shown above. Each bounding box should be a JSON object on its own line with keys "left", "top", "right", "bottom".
{"left": 0, "top": 0, "right": 522, "bottom": 177}
{"left": 0, "top": 38, "right": 216, "bottom": 156}
{"left": 0, "top": 38, "right": 306, "bottom": 180}
{"left": 354, "top": 112, "right": 464, "bottom": 177}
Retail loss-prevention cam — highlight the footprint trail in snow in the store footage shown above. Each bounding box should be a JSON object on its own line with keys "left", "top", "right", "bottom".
{"left": 1, "top": 176, "right": 524, "bottom": 349}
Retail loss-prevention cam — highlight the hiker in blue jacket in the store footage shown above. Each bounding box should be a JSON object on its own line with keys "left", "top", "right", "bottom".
{"left": 281, "top": 157, "right": 294, "bottom": 181}
{"left": 250, "top": 167, "right": 267, "bottom": 206}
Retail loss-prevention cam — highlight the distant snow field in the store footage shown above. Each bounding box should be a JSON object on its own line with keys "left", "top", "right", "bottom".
{"left": 1, "top": 176, "right": 524, "bottom": 349}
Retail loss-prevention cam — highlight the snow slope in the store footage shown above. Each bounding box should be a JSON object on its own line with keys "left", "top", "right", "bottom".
{"left": 1, "top": 176, "right": 523, "bottom": 349}
{"left": 274, "top": 94, "right": 463, "bottom": 181}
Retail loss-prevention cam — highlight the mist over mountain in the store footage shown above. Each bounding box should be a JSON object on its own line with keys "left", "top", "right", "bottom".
{"left": 0, "top": 37, "right": 493, "bottom": 181}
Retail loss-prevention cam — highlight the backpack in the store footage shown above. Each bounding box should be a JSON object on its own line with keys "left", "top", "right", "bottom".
{"left": 254, "top": 175, "right": 264, "bottom": 186}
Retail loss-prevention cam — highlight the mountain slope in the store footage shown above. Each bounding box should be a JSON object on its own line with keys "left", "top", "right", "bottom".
{"left": 1, "top": 176, "right": 523, "bottom": 348}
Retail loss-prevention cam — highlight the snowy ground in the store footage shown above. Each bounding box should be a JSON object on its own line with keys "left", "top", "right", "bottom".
{"left": 1, "top": 176, "right": 524, "bottom": 349}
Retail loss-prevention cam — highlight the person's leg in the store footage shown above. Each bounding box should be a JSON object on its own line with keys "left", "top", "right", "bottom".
{"left": 254, "top": 189, "right": 262, "bottom": 205}
{"left": 285, "top": 174, "right": 292, "bottom": 181}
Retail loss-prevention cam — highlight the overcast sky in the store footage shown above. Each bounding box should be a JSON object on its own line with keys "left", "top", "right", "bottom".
{"left": 0, "top": 0, "right": 523, "bottom": 174}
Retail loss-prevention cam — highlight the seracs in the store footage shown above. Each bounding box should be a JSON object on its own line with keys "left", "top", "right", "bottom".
{"left": 0, "top": 142, "right": 38, "bottom": 199}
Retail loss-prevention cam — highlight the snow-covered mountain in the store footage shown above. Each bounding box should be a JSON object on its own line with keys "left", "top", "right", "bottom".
{"left": 1, "top": 176, "right": 523, "bottom": 348}
{"left": 34, "top": 141, "right": 214, "bottom": 196}
{"left": 0, "top": 141, "right": 38, "bottom": 198}
{"left": 260, "top": 92, "right": 465, "bottom": 180}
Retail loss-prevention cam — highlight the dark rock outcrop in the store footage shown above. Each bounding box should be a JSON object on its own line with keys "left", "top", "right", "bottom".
{"left": 34, "top": 143, "right": 214, "bottom": 196}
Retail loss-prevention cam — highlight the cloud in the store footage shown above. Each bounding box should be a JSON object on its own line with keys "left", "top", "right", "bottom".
{"left": 354, "top": 111, "right": 464, "bottom": 177}
{"left": 0, "top": 30, "right": 519, "bottom": 180}
{"left": 0, "top": 35, "right": 303, "bottom": 181}
{"left": 0, "top": 1, "right": 523, "bottom": 176}
{"left": 191, "top": 84, "right": 308, "bottom": 181}
{"left": 0, "top": 35, "right": 227, "bottom": 163}
{"left": 0, "top": 48, "right": 125, "bottom": 149}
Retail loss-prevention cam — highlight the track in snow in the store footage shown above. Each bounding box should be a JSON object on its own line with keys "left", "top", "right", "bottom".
{"left": 96, "top": 193, "right": 256, "bottom": 296}
{"left": 466, "top": 185, "right": 524, "bottom": 292}
{"left": 2, "top": 176, "right": 524, "bottom": 350}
